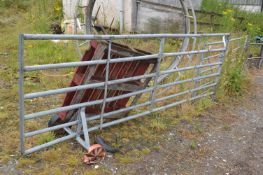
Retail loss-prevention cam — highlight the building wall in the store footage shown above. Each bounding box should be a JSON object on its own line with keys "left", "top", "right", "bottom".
{"left": 218, "top": 0, "right": 262, "bottom": 12}
{"left": 62, "top": 0, "right": 202, "bottom": 33}
{"left": 234, "top": 5, "right": 261, "bottom": 12}
{"left": 93, "top": 0, "right": 134, "bottom": 32}
{"left": 63, "top": 0, "right": 79, "bottom": 20}
{"left": 135, "top": 0, "right": 201, "bottom": 33}
{"left": 136, "top": 1, "right": 183, "bottom": 33}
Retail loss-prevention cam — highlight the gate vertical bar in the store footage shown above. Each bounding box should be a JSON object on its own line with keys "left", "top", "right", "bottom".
{"left": 18, "top": 34, "right": 25, "bottom": 154}
{"left": 100, "top": 40, "right": 112, "bottom": 129}
{"left": 259, "top": 44, "right": 263, "bottom": 68}
{"left": 214, "top": 35, "right": 229, "bottom": 96}
{"left": 193, "top": 42, "right": 206, "bottom": 98}
{"left": 150, "top": 38, "right": 165, "bottom": 109}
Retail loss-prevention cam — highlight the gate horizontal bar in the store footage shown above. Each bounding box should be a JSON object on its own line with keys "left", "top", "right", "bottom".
{"left": 23, "top": 33, "right": 230, "bottom": 40}
{"left": 24, "top": 73, "right": 219, "bottom": 120}
{"left": 229, "top": 37, "right": 245, "bottom": 42}
{"left": 250, "top": 43, "right": 263, "bottom": 45}
{"left": 203, "top": 53, "right": 221, "bottom": 61}
{"left": 201, "top": 67, "right": 218, "bottom": 74}
{"left": 24, "top": 133, "right": 76, "bottom": 155}
{"left": 25, "top": 121, "right": 78, "bottom": 137}
{"left": 24, "top": 48, "right": 225, "bottom": 72}
{"left": 23, "top": 82, "right": 216, "bottom": 140}
{"left": 25, "top": 62, "right": 222, "bottom": 99}
{"left": 87, "top": 82, "right": 217, "bottom": 121}
{"left": 24, "top": 91, "right": 214, "bottom": 155}
{"left": 205, "top": 41, "right": 224, "bottom": 46}
{"left": 87, "top": 92, "right": 214, "bottom": 132}
{"left": 24, "top": 54, "right": 158, "bottom": 71}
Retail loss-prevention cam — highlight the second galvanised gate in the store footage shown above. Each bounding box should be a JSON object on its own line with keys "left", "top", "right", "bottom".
{"left": 19, "top": 33, "right": 229, "bottom": 155}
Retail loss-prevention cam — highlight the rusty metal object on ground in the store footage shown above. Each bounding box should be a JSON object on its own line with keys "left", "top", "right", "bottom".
{"left": 83, "top": 144, "right": 106, "bottom": 164}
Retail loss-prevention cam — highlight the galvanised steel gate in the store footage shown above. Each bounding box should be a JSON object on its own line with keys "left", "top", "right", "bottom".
{"left": 19, "top": 33, "right": 229, "bottom": 155}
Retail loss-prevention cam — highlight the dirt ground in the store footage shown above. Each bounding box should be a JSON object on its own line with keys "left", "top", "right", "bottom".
{"left": 1, "top": 69, "right": 263, "bottom": 175}
{"left": 97, "top": 69, "right": 263, "bottom": 175}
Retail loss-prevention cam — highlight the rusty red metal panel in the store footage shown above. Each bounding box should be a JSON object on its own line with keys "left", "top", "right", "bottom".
{"left": 57, "top": 41, "right": 156, "bottom": 123}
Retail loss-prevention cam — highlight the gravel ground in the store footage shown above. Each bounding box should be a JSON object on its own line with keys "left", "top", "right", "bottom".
{"left": 102, "top": 69, "right": 263, "bottom": 175}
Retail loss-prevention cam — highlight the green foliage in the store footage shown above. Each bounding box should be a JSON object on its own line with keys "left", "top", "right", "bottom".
{"left": 201, "top": 0, "right": 257, "bottom": 97}
{"left": 150, "top": 118, "right": 167, "bottom": 132}
{"left": 243, "top": 14, "right": 263, "bottom": 38}
{"left": 223, "top": 62, "right": 244, "bottom": 95}
{"left": 195, "top": 97, "right": 213, "bottom": 113}
{"left": 0, "top": 0, "right": 31, "bottom": 10}
{"left": 190, "top": 140, "right": 197, "bottom": 150}
{"left": 220, "top": 52, "right": 249, "bottom": 97}
{"left": 201, "top": 0, "right": 263, "bottom": 37}
{"left": 0, "top": 0, "right": 63, "bottom": 33}
{"left": 220, "top": 9, "right": 236, "bottom": 32}
{"left": 36, "top": 132, "right": 56, "bottom": 145}
{"left": 201, "top": 0, "right": 233, "bottom": 13}
{"left": 27, "top": 0, "right": 63, "bottom": 33}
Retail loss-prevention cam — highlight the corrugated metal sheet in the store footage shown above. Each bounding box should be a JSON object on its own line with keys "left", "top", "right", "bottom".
{"left": 220, "top": 0, "right": 261, "bottom": 5}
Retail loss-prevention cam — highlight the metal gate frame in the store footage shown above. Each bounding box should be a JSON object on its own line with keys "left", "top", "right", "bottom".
{"left": 19, "top": 33, "right": 229, "bottom": 155}
{"left": 246, "top": 42, "right": 263, "bottom": 68}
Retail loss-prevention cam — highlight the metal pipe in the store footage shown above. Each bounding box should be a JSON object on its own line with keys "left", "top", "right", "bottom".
{"left": 201, "top": 67, "right": 218, "bottom": 74}
{"left": 64, "top": 127, "right": 88, "bottom": 149}
{"left": 250, "top": 43, "right": 263, "bottom": 45}
{"left": 24, "top": 48, "right": 225, "bottom": 72}
{"left": 18, "top": 34, "right": 25, "bottom": 155}
{"left": 119, "top": 0, "right": 124, "bottom": 33}
{"left": 213, "top": 35, "right": 230, "bottom": 95}
{"left": 23, "top": 92, "right": 213, "bottom": 155}
{"left": 87, "top": 92, "right": 214, "bottom": 132}
{"left": 23, "top": 33, "right": 230, "bottom": 40}
{"left": 23, "top": 82, "right": 216, "bottom": 139}
{"left": 203, "top": 53, "right": 220, "bottom": 61}
{"left": 24, "top": 62, "right": 222, "bottom": 99}
{"left": 150, "top": 38, "right": 165, "bottom": 109}
{"left": 24, "top": 133, "right": 76, "bottom": 155}
{"left": 24, "top": 121, "right": 78, "bottom": 138}
{"left": 24, "top": 73, "right": 219, "bottom": 120}
{"left": 205, "top": 41, "right": 224, "bottom": 46}
{"left": 229, "top": 37, "right": 243, "bottom": 42}
{"left": 261, "top": 0, "right": 263, "bottom": 12}
{"left": 24, "top": 54, "right": 158, "bottom": 71}
{"left": 100, "top": 40, "right": 112, "bottom": 128}
{"left": 84, "top": 0, "right": 96, "bottom": 34}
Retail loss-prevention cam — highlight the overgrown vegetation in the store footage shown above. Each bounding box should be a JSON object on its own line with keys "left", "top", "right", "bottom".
{"left": 201, "top": 0, "right": 263, "bottom": 37}
{"left": 200, "top": 0, "right": 261, "bottom": 97}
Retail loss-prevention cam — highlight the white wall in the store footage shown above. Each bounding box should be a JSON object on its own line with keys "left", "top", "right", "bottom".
{"left": 93, "top": 0, "right": 134, "bottom": 31}
{"left": 136, "top": 1, "right": 184, "bottom": 33}
{"left": 136, "top": 0, "right": 202, "bottom": 33}
{"left": 63, "top": 0, "right": 78, "bottom": 20}
{"left": 62, "top": 0, "right": 202, "bottom": 33}
{"left": 234, "top": 5, "right": 261, "bottom": 12}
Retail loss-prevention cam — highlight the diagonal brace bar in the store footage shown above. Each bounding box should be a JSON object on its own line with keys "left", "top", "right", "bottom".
{"left": 75, "top": 107, "right": 90, "bottom": 149}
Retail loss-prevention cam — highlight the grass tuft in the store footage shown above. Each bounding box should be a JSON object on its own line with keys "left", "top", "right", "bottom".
{"left": 36, "top": 132, "right": 56, "bottom": 145}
